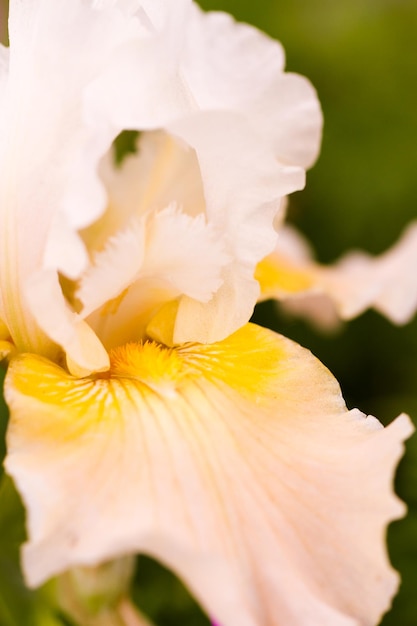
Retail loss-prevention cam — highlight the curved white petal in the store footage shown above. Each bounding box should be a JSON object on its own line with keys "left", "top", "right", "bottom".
{"left": 84, "top": 0, "right": 196, "bottom": 131}
{"left": 25, "top": 270, "right": 109, "bottom": 376}
{"left": 258, "top": 221, "right": 417, "bottom": 327}
{"left": 82, "top": 126, "right": 302, "bottom": 346}
{"left": 80, "top": 1, "right": 321, "bottom": 346}
{"left": 181, "top": 6, "right": 285, "bottom": 109}
{"left": 86, "top": 131, "right": 206, "bottom": 254}
{"left": 181, "top": 6, "right": 322, "bottom": 168}
{"left": 5, "top": 324, "right": 411, "bottom": 626}
{"left": 0, "top": 0, "right": 144, "bottom": 359}
{"left": 169, "top": 111, "right": 304, "bottom": 342}
{"left": 248, "top": 72, "right": 323, "bottom": 168}
{"left": 173, "top": 266, "right": 260, "bottom": 345}
{"left": 88, "top": 2, "right": 321, "bottom": 170}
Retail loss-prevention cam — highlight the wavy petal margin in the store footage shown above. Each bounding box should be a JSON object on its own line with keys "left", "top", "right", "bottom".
{"left": 5, "top": 324, "right": 412, "bottom": 626}
{"left": 257, "top": 222, "right": 417, "bottom": 329}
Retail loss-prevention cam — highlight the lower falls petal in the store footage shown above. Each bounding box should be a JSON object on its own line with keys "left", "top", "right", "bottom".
{"left": 4, "top": 323, "right": 413, "bottom": 626}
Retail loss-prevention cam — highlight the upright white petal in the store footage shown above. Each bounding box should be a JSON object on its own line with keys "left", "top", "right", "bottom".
{"left": 169, "top": 111, "right": 304, "bottom": 343}
{"left": 180, "top": 6, "right": 286, "bottom": 108}
{"left": 88, "top": 1, "right": 322, "bottom": 168}
{"left": 181, "top": 6, "right": 322, "bottom": 168}
{"left": 0, "top": 0, "right": 143, "bottom": 365}
{"left": 79, "top": 126, "right": 302, "bottom": 347}
{"left": 79, "top": 2, "right": 322, "bottom": 344}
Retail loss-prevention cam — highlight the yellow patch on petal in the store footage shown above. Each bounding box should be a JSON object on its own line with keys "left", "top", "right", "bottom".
{"left": 177, "top": 324, "right": 286, "bottom": 399}
{"left": 255, "top": 254, "right": 314, "bottom": 298}
{"left": 7, "top": 355, "right": 113, "bottom": 443}
{"left": 9, "top": 325, "right": 286, "bottom": 441}
{"left": 110, "top": 341, "right": 185, "bottom": 397}
{"left": 146, "top": 306, "right": 286, "bottom": 397}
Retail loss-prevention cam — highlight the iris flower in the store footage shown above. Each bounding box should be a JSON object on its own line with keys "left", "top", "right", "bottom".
{"left": 0, "top": 1, "right": 412, "bottom": 625}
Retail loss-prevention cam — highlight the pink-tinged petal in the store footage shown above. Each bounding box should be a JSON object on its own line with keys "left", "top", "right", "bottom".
{"left": 80, "top": 2, "right": 320, "bottom": 347}
{"left": 257, "top": 221, "right": 417, "bottom": 328}
{"left": 5, "top": 324, "right": 411, "bottom": 626}
{"left": 169, "top": 111, "right": 304, "bottom": 343}
{"left": 81, "top": 126, "right": 302, "bottom": 347}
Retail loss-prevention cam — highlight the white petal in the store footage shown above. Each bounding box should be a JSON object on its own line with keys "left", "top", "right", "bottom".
{"left": 0, "top": 0, "right": 143, "bottom": 356}
{"left": 25, "top": 270, "right": 109, "bottom": 376}
{"left": 367, "top": 221, "right": 417, "bottom": 323}
{"left": 182, "top": 7, "right": 322, "bottom": 168}
{"left": 248, "top": 72, "right": 323, "bottom": 168}
{"left": 142, "top": 206, "right": 229, "bottom": 301}
{"left": 87, "top": 124, "right": 302, "bottom": 345}
{"left": 169, "top": 111, "right": 304, "bottom": 342}
{"left": 169, "top": 113, "right": 304, "bottom": 263}
{"left": 78, "top": 219, "right": 147, "bottom": 318}
{"left": 5, "top": 324, "right": 412, "bottom": 626}
{"left": 181, "top": 6, "right": 286, "bottom": 109}
{"left": 258, "top": 221, "right": 417, "bottom": 327}
{"left": 43, "top": 212, "right": 90, "bottom": 281}
{"left": 83, "top": 2, "right": 320, "bottom": 345}
{"left": 89, "top": 2, "right": 321, "bottom": 172}
{"left": 85, "top": 131, "right": 206, "bottom": 253}
{"left": 84, "top": 0, "right": 196, "bottom": 131}
{"left": 79, "top": 206, "right": 229, "bottom": 345}
{"left": 174, "top": 266, "right": 260, "bottom": 345}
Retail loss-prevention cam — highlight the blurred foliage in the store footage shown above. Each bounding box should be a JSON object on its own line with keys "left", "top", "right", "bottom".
{"left": 133, "top": 557, "right": 210, "bottom": 626}
{"left": 1, "top": 0, "right": 417, "bottom": 624}
{"left": 113, "top": 130, "right": 140, "bottom": 166}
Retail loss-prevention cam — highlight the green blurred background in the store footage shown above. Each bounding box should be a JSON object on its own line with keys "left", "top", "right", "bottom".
{"left": 1, "top": 0, "right": 417, "bottom": 624}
